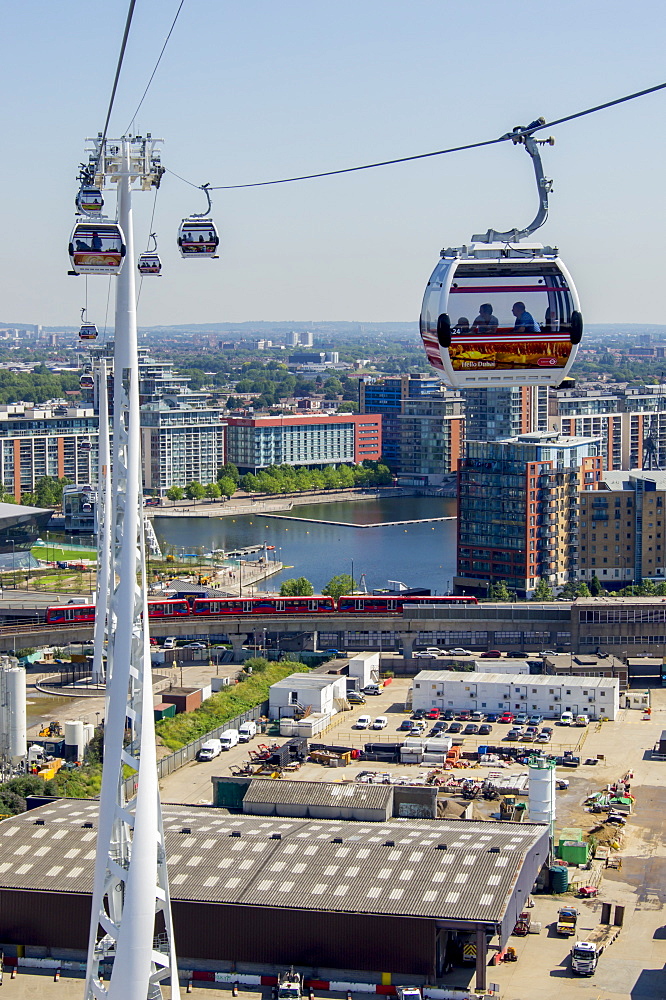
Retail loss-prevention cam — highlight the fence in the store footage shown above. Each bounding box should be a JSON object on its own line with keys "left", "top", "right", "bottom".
{"left": 122, "top": 700, "right": 269, "bottom": 800}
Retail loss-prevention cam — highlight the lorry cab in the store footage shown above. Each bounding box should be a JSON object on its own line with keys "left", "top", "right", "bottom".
{"left": 277, "top": 970, "right": 302, "bottom": 1000}
{"left": 571, "top": 941, "right": 598, "bottom": 976}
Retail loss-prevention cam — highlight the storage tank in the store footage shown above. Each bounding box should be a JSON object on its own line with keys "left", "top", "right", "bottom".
{"left": 528, "top": 753, "right": 556, "bottom": 837}
{"left": 64, "top": 720, "right": 85, "bottom": 761}
{"left": 0, "top": 665, "right": 27, "bottom": 762}
{"left": 83, "top": 723, "right": 95, "bottom": 746}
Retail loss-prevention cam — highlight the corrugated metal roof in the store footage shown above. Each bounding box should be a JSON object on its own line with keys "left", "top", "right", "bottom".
{"left": 0, "top": 799, "right": 547, "bottom": 925}
{"left": 243, "top": 779, "right": 392, "bottom": 809}
{"left": 270, "top": 675, "right": 343, "bottom": 691}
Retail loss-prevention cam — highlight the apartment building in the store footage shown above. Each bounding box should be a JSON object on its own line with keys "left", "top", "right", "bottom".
{"left": 464, "top": 386, "right": 548, "bottom": 442}
{"left": 0, "top": 404, "right": 98, "bottom": 501}
{"left": 578, "top": 470, "right": 666, "bottom": 587}
{"left": 456, "top": 433, "right": 603, "bottom": 598}
{"left": 140, "top": 401, "right": 226, "bottom": 494}
{"left": 359, "top": 374, "right": 450, "bottom": 472}
{"left": 397, "top": 395, "right": 464, "bottom": 480}
{"left": 224, "top": 414, "right": 381, "bottom": 473}
{"left": 550, "top": 384, "right": 666, "bottom": 470}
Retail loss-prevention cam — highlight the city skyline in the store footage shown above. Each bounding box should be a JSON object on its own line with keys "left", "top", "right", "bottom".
{"left": 3, "top": 1, "right": 666, "bottom": 330}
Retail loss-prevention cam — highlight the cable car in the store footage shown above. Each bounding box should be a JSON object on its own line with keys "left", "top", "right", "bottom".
{"left": 76, "top": 185, "right": 104, "bottom": 217}
{"left": 78, "top": 307, "right": 98, "bottom": 341}
{"left": 137, "top": 233, "right": 162, "bottom": 275}
{"left": 177, "top": 184, "right": 219, "bottom": 258}
{"left": 79, "top": 374, "right": 94, "bottom": 389}
{"left": 78, "top": 439, "right": 92, "bottom": 453}
{"left": 420, "top": 122, "right": 582, "bottom": 389}
{"left": 69, "top": 221, "right": 126, "bottom": 275}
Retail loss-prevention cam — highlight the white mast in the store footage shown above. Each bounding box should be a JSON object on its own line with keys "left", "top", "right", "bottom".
{"left": 83, "top": 135, "right": 178, "bottom": 1000}
{"left": 91, "top": 357, "right": 111, "bottom": 686}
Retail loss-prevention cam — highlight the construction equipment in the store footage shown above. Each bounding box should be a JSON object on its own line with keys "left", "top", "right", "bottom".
{"left": 38, "top": 720, "right": 63, "bottom": 737}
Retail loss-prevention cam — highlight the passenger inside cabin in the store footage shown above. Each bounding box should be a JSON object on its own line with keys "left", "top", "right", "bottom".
{"left": 471, "top": 303, "right": 499, "bottom": 335}
{"left": 512, "top": 301, "right": 541, "bottom": 333}
{"left": 91, "top": 232, "right": 102, "bottom": 251}
{"left": 455, "top": 317, "right": 470, "bottom": 334}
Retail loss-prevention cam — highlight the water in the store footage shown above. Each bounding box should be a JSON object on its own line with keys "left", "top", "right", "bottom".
{"left": 153, "top": 496, "right": 457, "bottom": 594}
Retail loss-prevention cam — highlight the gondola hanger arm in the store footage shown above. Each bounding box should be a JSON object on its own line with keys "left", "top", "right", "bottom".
{"left": 472, "top": 118, "right": 555, "bottom": 244}
{"left": 190, "top": 183, "right": 213, "bottom": 218}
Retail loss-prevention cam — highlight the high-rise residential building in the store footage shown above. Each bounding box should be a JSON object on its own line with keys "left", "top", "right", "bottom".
{"left": 359, "top": 374, "right": 443, "bottom": 470}
{"left": 578, "top": 470, "right": 666, "bottom": 588}
{"left": 224, "top": 414, "right": 381, "bottom": 473}
{"left": 140, "top": 402, "right": 226, "bottom": 495}
{"left": 0, "top": 404, "right": 98, "bottom": 501}
{"left": 456, "top": 433, "right": 602, "bottom": 599}
{"left": 464, "top": 386, "right": 548, "bottom": 442}
{"left": 286, "top": 330, "right": 314, "bottom": 347}
{"left": 550, "top": 384, "right": 666, "bottom": 471}
{"left": 397, "top": 395, "right": 465, "bottom": 481}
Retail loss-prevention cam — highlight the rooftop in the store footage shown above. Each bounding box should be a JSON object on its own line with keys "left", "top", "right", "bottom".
{"left": 0, "top": 799, "right": 548, "bottom": 926}
{"left": 270, "top": 674, "right": 345, "bottom": 691}
{"left": 241, "top": 778, "right": 393, "bottom": 810}
{"left": 414, "top": 670, "right": 618, "bottom": 689}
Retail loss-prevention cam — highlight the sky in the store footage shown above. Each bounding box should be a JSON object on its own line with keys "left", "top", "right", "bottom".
{"left": 3, "top": 1, "right": 666, "bottom": 329}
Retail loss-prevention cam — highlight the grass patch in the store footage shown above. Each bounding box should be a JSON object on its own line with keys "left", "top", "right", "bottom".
{"left": 46, "top": 765, "right": 102, "bottom": 799}
{"left": 156, "top": 660, "right": 310, "bottom": 751}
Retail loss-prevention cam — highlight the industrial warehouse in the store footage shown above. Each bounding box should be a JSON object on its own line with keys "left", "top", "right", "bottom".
{"left": 0, "top": 798, "right": 549, "bottom": 991}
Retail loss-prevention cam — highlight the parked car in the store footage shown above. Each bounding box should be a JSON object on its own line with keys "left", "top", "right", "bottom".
{"left": 432, "top": 720, "right": 447, "bottom": 733}
{"left": 559, "top": 711, "right": 574, "bottom": 725}
{"left": 481, "top": 649, "right": 502, "bottom": 658}
{"left": 542, "top": 726, "right": 554, "bottom": 735}
{"left": 372, "top": 716, "right": 388, "bottom": 730}
{"left": 442, "top": 709, "right": 455, "bottom": 720}
{"left": 399, "top": 718, "right": 414, "bottom": 731}
{"left": 163, "top": 637, "right": 177, "bottom": 649}
{"left": 363, "top": 683, "right": 381, "bottom": 695}
{"left": 470, "top": 711, "right": 484, "bottom": 722}
{"left": 412, "top": 709, "right": 426, "bottom": 720}
{"left": 457, "top": 711, "right": 471, "bottom": 721}
{"left": 528, "top": 715, "right": 543, "bottom": 726}
{"left": 486, "top": 713, "right": 499, "bottom": 723}
{"left": 414, "top": 650, "right": 435, "bottom": 658}
{"left": 499, "top": 712, "right": 514, "bottom": 724}
{"left": 448, "top": 721, "right": 463, "bottom": 733}
{"left": 506, "top": 651, "right": 524, "bottom": 658}
{"left": 426, "top": 708, "right": 441, "bottom": 720}
{"left": 507, "top": 728, "right": 522, "bottom": 741}
{"left": 425, "top": 647, "right": 444, "bottom": 656}
{"left": 539, "top": 650, "right": 557, "bottom": 657}
{"left": 449, "top": 648, "right": 471, "bottom": 656}
{"left": 356, "top": 715, "right": 372, "bottom": 729}
{"left": 536, "top": 732, "right": 551, "bottom": 743}
{"left": 520, "top": 731, "right": 535, "bottom": 742}
{"left": 515, "top": 712, "right": 529, "bottom": 725}
{"left": 348, "top": 691, "right": 366, "bottom": 705}
{"left": 478, "top": 724, "right": 493, "bottom": 736}
{"left": 464, "top": 723, "right": 479, "bottom": 735}
{"left": 184, "top": 641, "right": 207, "bottom": 649}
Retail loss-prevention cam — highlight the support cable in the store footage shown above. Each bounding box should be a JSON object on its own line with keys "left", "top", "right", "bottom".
{"left": 166, "top": 80, "right": 666, "bottom": 192}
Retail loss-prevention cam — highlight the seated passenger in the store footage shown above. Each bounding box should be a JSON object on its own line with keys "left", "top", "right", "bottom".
{"left": 512, "top": 301, "right": 541, "bottom": 333}
{"left": 455, "top": 316, "right": 470, "bottom": 334}
{"left": 471, "top": 303, "right": 499, "bottom": 335}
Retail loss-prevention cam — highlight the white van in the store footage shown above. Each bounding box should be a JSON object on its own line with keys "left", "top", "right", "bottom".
{"left": 559, "top": 711, "right": 574, "bottom": 726}
{"left": 197, "top": 738, "right": 222, "bottom": 762}
{"left": 372, "top": 716, "right": 388, "bottom": 729}
{"left": 220, "top": 729, "right": 240, "bottom": 750}
{"left": 163, "top": 637, "right": 177, "bottom": 649}
{"left": 363, "top": 683, "right": 381, "bottom": 695}
{"left": 574, "top": 714, "right": 589, "bottom": 727}
{"left": 356, "top": 715, "right": 372, "bottom": 729}
{"left": 238, "top": 720, "right": 257, "bottom": 742}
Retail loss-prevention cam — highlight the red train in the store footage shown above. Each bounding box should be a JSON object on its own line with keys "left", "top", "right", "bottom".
{"left": 45, "top": 594, "right": 477, "bottom": 624}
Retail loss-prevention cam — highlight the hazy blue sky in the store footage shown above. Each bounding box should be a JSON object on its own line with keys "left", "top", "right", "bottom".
{"left": 3, "top": 1, "right": 666, "bottom": 329}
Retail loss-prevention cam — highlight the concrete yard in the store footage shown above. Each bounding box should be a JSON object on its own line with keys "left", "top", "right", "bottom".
{"left": 155, "top": 676, "right": 666, "bottom": 1000}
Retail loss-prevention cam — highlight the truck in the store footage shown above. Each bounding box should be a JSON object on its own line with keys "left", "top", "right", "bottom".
{"left": 220, "top": 729, "right": 240, "bottom": 750}
{"left": 571, "top": 925, "right": 618, "bottom": 976}
{"left": 277, "top": 970, "right": 302, "bottom": 1000}
{"left": 396, "top": 989, "right": 422, "bottom": 1000}
{"left": 557, "top": 907, "right": 579, "bottom": 936}
{"left": 197, "top": 738, "right": 222, "bottom": 762}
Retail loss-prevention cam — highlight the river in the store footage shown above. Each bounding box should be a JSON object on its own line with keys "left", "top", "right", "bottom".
{"left": 153, "top": 496, "right": 457, "bottom": 594}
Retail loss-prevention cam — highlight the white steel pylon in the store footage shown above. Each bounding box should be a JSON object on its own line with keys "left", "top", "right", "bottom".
{"left": 91, "top": 358, "right": 111, "bottom": 686}
{"left": 83, "top": 136, "right": 179, "bottom": 1000}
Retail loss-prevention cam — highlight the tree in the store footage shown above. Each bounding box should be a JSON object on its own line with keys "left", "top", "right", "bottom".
{"left": 166, "top": 485, "right": 184, "bottom": 502}
{"left": 205, "top": 482, "right": 221, "bottom": 500}
{"left": 323, "top": 573, "right": 355, "bottom": 601}
{"left": 185, "top": 481, "right": 206, "bottom": 502}
{"left": 489, "top": 580, "right": 512, "bottom": 601}
{"left": 577, "top": 582, "right": 591, "bottom": 597}
{"left": 589, "top": 574, "right": 603, "bottom": 597}
{"left": 337, "top": 400, "right": 358, "bottom": 413}
{"left": 532, "top": 578, "right": 554, "bottom": 601}
{"left": 280, "top": 577, "right": 315, "bottom": 596}
{"left": 218, "top": 476, "right": 236, "bottom": 500}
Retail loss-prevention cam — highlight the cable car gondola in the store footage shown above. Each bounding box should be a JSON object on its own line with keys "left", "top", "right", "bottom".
{"left": 137, "top": 233, "right": 162, "bottom": 275}
{"left": 78, "top": 438, "right": 92, "bottom": 453}
{"left": 177, "top": 183, "right": 219, "bottom": 258}
{"left": 420, "top": 121, "right": 582, "bottom": 389}
{"left": 69, "top": 221, "right": 126, "bottom": 276}
{"left": 79, "top": 374, "right": 94, "bottom": 389}
{"left": 76, "top": 185, "right": 104, "bottom": 217}
{"left": 78, "top": 308, "right": 98, "bottom": 341}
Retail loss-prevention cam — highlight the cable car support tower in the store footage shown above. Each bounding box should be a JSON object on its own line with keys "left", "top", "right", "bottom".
{"left": 81, "top": 135, "right": 179, "bottom": 1000}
